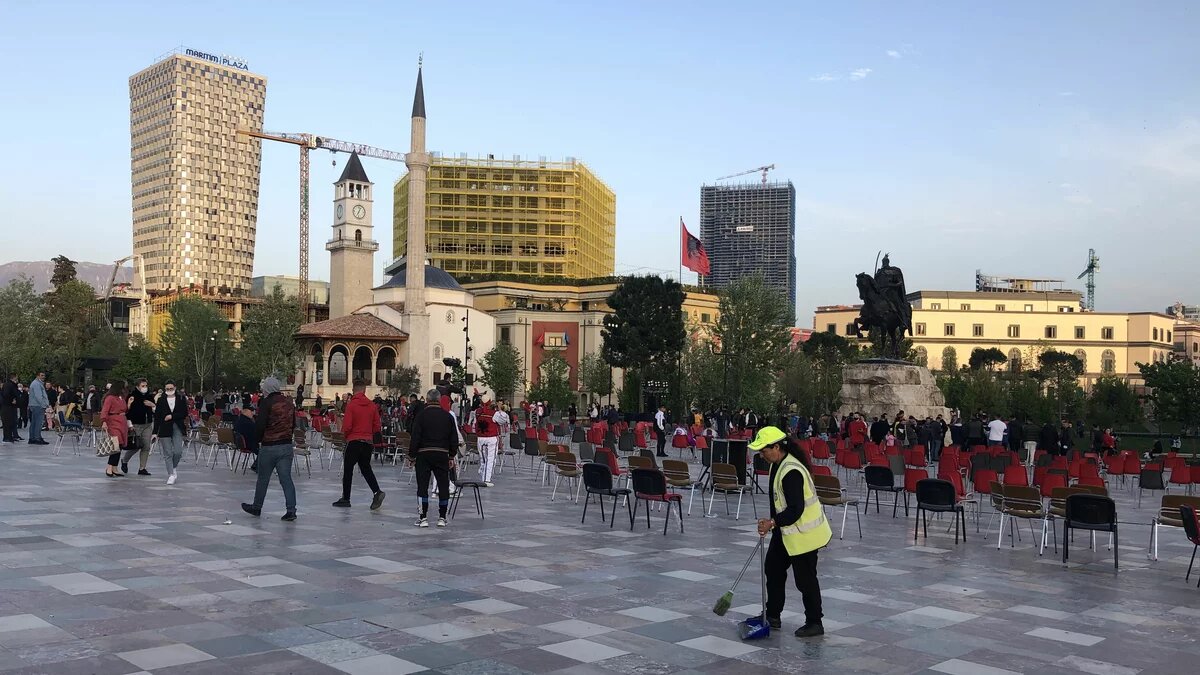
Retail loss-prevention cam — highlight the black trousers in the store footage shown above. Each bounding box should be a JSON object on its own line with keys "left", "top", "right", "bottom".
{"left": 764, "top": 533, "right": 823, "bottom": 625}
{"left": 342, "top": 440, "right": 381, "bottom": 500}
{"left": 414, "top": 451, "right": 451, "bottom": 517}
{"left": 657, "top": 431, "right": 667, "bottom": 455}
{"left": 1, "top": 407, "right": 15, "bottom": 441}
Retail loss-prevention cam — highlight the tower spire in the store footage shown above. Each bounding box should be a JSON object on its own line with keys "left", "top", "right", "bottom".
{"left": 412, "top": 60, "right": 426, "bottom": 119}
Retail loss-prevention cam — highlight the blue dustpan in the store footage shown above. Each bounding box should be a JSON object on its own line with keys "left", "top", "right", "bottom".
{"left": 737, "top": 535, "right": 771, "bottom": 640}
{"left": 738, "top": 615, "right": 770, "bottom": 640}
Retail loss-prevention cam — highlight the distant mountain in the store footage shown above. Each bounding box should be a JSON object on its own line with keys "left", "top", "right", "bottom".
{"left": 0, "top": 260, "right": 132, "bottom": 294}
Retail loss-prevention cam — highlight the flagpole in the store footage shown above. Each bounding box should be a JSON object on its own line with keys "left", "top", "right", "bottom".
{"left": 678, "top": 217, "right": 684, "bottom": 287}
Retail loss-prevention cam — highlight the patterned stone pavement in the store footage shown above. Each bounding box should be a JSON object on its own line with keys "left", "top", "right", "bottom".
{"left": 0, "top": 436, "right": 1197, "bottom": 674}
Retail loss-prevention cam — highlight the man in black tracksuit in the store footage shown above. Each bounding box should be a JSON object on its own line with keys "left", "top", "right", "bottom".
{"left": 1, "top": 375, "right": 20, "bottom": 442}
{"left": 409, "top": 388, "right": 460, "bottom": 528}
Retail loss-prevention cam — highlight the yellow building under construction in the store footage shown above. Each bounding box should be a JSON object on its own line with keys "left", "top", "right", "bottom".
{"left": 393, "top": 157, "right": 616, "bottom": 279}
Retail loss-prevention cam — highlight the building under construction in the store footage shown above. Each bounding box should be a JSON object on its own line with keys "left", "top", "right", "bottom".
{"left": 699, "top": 181, "right": 796, "bottom": 322}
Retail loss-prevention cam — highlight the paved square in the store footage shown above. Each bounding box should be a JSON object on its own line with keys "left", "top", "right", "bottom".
{"left": 0, "top": 436, "right": 1194, "bottom": 673}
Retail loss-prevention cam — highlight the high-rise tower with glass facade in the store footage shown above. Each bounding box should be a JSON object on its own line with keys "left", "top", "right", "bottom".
{"left": 129, "top": 48, "right": 267, "bottom": 292}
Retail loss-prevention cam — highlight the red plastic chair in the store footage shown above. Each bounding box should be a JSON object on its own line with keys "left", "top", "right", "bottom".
{"left": 906, "top": 447, "right": 927, "bottom": 468}
{"left": 973, "top": 471, "right": 997, "bottom": 496}
{"left": 1169, "top": 465, "right": 1192, "bottom": 493}
{"left": 1003, "top": 467, "right": 1029, "bottom": 487}
{"left": 1077, "top": 474, "right": 1105, "bottom": 488}
{"left": 810, "top": 440, "right": 830, "bottom": 461}
{"left": 810, "top": 464, "right": 833, "bottom": 477}
{"left": 671, "top": 434, "right": 690, "bottom": 454}
{"left": 538, "top": 427, "right": 550, "bottom": 442}
{"left": 1039, "top": 472, "right": 1068, "bottom": 498}
{"left": 1121, "top": 453, "right": 1141, "bottom": 477}
{"left": 694, "top": 436, "right": 709, "bottom": 452}
{"left": 904, "top": 467, "right": 926, "bottom": 497}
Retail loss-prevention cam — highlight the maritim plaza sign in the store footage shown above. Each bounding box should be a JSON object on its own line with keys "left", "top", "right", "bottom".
{"left": 184, "top": 47, "right": 249, "bottom": 71}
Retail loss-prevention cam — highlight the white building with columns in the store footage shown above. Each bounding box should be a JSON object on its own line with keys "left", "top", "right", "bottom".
{"left": 293, "top": 64, "right": 494, "bottom": 400}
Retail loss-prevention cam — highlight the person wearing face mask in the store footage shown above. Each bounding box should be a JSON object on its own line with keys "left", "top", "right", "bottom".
{"left": 122, "top": 378, "right": 157, "bottom": 476}
{"left": 153, "top": 381, "right": 188, "bottom": 485}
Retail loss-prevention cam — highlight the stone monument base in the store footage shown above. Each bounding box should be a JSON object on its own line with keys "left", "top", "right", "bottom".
{"left": 837, "top": 359, "right": 950, "bottom": 421}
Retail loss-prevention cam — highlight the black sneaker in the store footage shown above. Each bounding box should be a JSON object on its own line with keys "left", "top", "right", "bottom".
{"left": 765, "top": 615, "right": 781, "bottom": 630}
{"left": 121, "top": 462, "right": 129, "bottom": 474}
{"left": 370, "top": 491, "right": 386, "bottom": 511}
{"left": 332, "top": 499, "right": 351, "bottom": 508}
{"left": 281, "top": 512, "right": 297, "bottom": 522}
{"left": 794, "top": 622, "right": 824, "bottom": 638}
{"left": 241, "top": 503, "right": 261, "bottom": 517}
{"left": 138, "top": 469, "right": 151, "bottom": 476}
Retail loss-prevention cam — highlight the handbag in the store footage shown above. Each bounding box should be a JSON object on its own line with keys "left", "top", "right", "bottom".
{"left": 95, "top": 434, "right": 120, "bottom": 457}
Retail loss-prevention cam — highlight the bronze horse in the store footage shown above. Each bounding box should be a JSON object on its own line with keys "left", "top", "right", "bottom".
{"left": 853, "top": 272, "right": 912, "bottom": 360}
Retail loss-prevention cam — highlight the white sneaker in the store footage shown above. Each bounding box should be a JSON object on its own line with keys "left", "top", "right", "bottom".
{"left": 437, "top": 517, "right": 447, "bottom": 528}
{"left": 415, "top": 517, "right": 429, "bottom": 528}
{"left": 166, "top": 474, "right": 176, "bottom": 485}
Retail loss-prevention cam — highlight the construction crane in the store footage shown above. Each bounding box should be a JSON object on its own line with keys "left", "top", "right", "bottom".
{"left": 1077, "top": 248, "right": 1100, "bottom": 311}
{"left": 237, "top": 129, "right": 406, "bottom": 317}
{"left": 104, "top": 254, "right": 147, "bottom": 333}
{"left": 715, "top": 164, "right": 775, "bottom": 186}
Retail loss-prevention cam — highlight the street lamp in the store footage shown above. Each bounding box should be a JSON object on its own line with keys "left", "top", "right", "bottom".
{"left": 210, "top": 329, "right": 219, "bottom": 391}
{"left": 712, "top": 345, "right": 735, "bottom": 408}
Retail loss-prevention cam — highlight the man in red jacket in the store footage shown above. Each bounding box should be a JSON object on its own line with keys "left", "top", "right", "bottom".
{"left": 332, "top": 380, "right": 385, "bottom": 510}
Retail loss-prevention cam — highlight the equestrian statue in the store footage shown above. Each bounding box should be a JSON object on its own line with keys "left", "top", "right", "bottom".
{"left": 852, "top": 253, "right": 913, "bottom": 361}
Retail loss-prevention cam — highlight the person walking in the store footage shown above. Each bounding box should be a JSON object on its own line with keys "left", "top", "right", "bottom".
{"left": 475, "top": 399, "right": 500, "bottom": 487}
{"left": 26, "top": 372, "right": 50, "bottom": 446}
{"left": 332, "top": 380, "right": 385, "bottom": 510}
{"left": 153, "top": 381, "right": 188, "bottom": 485}
{"left": 409, "top": 387, "right": 459, "bottom": 528}
{"left": 654, "top": 405, "right": 668, "bottom": 457}
{"left": 241, "top": 377, "right": 298, "bottom": 521}
{"left": 122, "top": 378, "right": 156, "bottom": 475}
{"left": 100, "top": 381, "right": 129, "bottom": 477}
{"left": 1, "top": 374, "right": 20, "bottom": 443}
{"left": 750, "top": 426, "right": 832, "bottom": 638}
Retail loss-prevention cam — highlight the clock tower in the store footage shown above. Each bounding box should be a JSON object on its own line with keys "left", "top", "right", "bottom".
{"left": 326, "top": 151, "right": 379, "bottom": 319}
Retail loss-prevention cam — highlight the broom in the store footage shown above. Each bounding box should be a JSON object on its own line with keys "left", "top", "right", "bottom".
{"left": 713, "top": 535, "right": 765, "bottom": 616}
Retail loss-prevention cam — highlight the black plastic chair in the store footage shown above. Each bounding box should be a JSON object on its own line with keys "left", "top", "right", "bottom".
{"left": 618, "top": 432, "right": 634, "bottom": 454}
{"left": 630, "top": 468, "right": 684, "bottom": 535}
{"left": 581, "top": 462, "right": 632, "bottom": 528}
{"left": 969, "top": 453, "right": 992, "bottom": 483}
{"left": 1063, "top": 494, "right": 1118, "bottom": 569}
{"left": 915, "top": 478, "right": 966, "bottom": 544}
{"left": 571, "top": 427, "right": 586, "bottom": 444}
{"left": 864, "top": 466, "right": 907, "bottom": 518}
{"left": 509, "top": 432, "right": 524, "bottom": 451}
{"left": 1182, "top": 505, "right": 1200, "bottom": 586}
{"left": 1138, "top": 469, "right": 1166, "bottom": 508}
{"left": 449, "top": 480, "right": 486, "bottom": 520}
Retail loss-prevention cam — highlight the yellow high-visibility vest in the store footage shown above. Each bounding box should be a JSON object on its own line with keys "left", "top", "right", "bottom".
{"left": 772, "top": 455, "right": 833, "bottom": 556}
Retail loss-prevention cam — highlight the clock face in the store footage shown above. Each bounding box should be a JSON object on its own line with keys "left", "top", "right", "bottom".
{"left": 335, "top": 204, "right": 344, "bottom": 220}
{"left": 352, "top": 205, "right": 366, "bottom": 220}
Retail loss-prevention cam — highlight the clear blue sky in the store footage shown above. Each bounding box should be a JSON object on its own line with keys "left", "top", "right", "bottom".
{"left": 2, "top": 1, "right": 1198, "bottom": 322}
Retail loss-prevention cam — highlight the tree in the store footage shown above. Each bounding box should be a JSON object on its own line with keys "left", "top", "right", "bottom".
{"left": 1037, "top": 350, "right": 1085, "bottom": 420}
{"left": 0, "top": 278, "right": 47, "bottom": 378}
{"left": 713, "top": 275, "right": 790, "bottom": 412}
{"left": 678, "top": 337, "right": 723, "bottom": 412}
{"left": 578, "top": 352, "right": 613, "bottom": 403}
{"left": 529, "top": 352, "right": 572, "bottom": 411}
{"left": 801, "top": 331, "right": 859, "bottom": 416}
{"left": 50, "top": 255, "right": 78, "bottom": 290}
{"left": 110, "top": 335, "right": 165, "bottom": 385}
{"left": 1138, "top": 359, "right": 1200, "bottom": 434}
{"left": 44, "top": 279, "right": 108, "bottom": 386}
{"left": 1086, "top": 376, "right": 1143, "bottom": 429}
{"left": 601, "top": 275, "right": 685, "bottom": 410}
{"left": 159, "top": 296, "right": 229, "bottom": 391}
{"left": 968, "top": 347, "right": 1008, "bottom": 371}
{"left": 237, "top": 285, "right": 303, "bottom": 381}
{"left": 382, "top": 365, "right": 421, "bottom": 400}
{"left": 477, "top": 342, "right": 524, "bottom": 402}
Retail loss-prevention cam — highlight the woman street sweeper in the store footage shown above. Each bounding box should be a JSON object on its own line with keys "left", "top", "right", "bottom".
{"left": 750, "top": 426, "right": 832, "bottom": 637}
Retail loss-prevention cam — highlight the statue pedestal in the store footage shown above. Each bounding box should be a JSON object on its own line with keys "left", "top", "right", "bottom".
{"left": 838, "top": 360, "right": 950, "bottom": 421}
